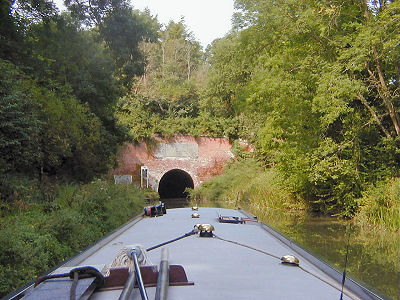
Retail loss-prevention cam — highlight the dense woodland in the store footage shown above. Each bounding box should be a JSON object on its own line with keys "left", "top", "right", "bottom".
{"left": 0, "top": 0, "right": 399, "bottom": 296}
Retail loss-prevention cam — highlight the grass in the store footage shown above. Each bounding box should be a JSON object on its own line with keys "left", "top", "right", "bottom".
{"left": 189, "top": 158, "right": 306, "bottom": 212}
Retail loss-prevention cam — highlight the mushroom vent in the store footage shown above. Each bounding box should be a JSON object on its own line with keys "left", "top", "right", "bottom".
{"left": 280, "top": 255, "right": 300, "bottom": 266}
{"left": 194, "top": 224, "right": 214, "bottom": 237}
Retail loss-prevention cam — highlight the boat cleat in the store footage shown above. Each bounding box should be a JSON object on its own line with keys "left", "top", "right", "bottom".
{"left": 191, "top": 212, "right": 200, "bottom": 218}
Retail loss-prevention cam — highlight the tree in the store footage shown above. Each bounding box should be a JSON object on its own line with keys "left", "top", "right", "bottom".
{"left": 64, "top": 0, "right": 129, "bottom": 26}
{"left": 65, "top": 0, "right": 160, "bottom": 88}
{"left": 0, "top": 0, "right": 24, "bottom": 62}
{"left": 338, "top": 0, "right": 399, "bottom": 138}
{"left": 202, "top": 0, "right": 399, "bottom": 215}
{"left": 0, "top": 59, "right": 41, "bottom": 174}
{"left": 99, "top": 8, "right": 160, "bottom": 87}
{"left": 117, "top": 19, "right": 205, "bottom": 140}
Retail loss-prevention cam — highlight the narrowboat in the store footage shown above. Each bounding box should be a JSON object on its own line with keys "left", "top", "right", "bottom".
{"left": 7, "top": 206, "right": 383, "bottom": 300}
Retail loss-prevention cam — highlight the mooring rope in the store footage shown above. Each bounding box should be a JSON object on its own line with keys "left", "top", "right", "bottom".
{"left": 213, "top": 234, "right": 280, "bottom": 260}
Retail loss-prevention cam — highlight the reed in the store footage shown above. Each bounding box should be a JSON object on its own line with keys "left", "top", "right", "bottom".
{"left": 354, "top": 177, "right": 399, "bottom": 231}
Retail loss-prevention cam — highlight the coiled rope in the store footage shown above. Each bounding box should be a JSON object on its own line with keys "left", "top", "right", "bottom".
{"left": 103, "top": 244, "right": 152, "bottom": 276}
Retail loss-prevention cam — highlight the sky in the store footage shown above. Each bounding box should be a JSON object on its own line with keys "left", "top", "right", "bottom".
{"left": 132, "top": 0, "right": 235, "bottom": 48}
{"left": 54, "top": 0, "right": 236, "bottom": 49}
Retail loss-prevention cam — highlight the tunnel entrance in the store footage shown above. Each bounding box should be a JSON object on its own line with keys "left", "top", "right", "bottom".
{"left": 158, "top": 169, "right": 194, "bottom": 199}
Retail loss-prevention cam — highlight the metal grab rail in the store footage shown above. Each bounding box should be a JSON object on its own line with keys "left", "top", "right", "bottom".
{"left": 118, "top": 270, "right": 136, "bottom": 300}
{"left": 131, "top": 249, "right": 148, "bottom": 300}
{"left": 118, "top": 247, "right": 149, "bottom": 300}
{"left": 155, "top": 248, "right": 169, "bottom": 300}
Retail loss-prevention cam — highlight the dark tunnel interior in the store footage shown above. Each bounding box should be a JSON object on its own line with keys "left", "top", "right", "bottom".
{"left": 158, "top": 169, "right": 194, "bottom": 199}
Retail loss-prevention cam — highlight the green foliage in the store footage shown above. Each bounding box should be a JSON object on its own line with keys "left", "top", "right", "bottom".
{"left": 115, "top": 18, "right": 239, "bottom": 141}
{"left": 0, "top": 0, "right": 24, "bottom": 62}
{"left": 117, "top": 92, "right": 243, "bottom": 141}
{"left": 65, "top": 0, "right": 129, "bottom": 26}
{"left": 190, "top": 158, "right": 303, "bottom": 211}
{"left": 0, "top": 180, "right": 146, "bottom": 297}
{"left": 99, "top": 8, "right": 160, "bottom": 87}
{"left": 0, "top": 59, "right": 41, "bottom": 173}
{"left": 355, "top": 177, "right": 400, "bottom": 231}
{"left": 202, "top": 0, "right": 399, "bottom": 216}
{"left": 0, "top": 57, "right": 124, "bottom": 204}
{"left": 1, "top": 0, "right": 159, "bottom": 195}
{"left": 25, "top": 17, "right": 121, "bottom": 122}
{"left": 307, "top": 139, "right": 360, "bottom": 216}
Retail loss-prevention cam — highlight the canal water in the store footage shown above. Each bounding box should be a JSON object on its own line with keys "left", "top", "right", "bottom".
{"left": 249, "top": 208, "right": 399, "bottom": 300}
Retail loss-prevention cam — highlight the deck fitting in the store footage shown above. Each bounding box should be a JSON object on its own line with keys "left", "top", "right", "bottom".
{"left": 280, "top": 255, "right": 300, "bottom": 266}
{"left": 194, "top": 224, "right": 214, "bottom": 237}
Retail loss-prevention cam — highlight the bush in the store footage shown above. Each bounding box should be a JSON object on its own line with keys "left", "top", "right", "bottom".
{"left": 0, "top": 180, "right": 146, "bottom": 298}
{"left": 0, "top": 208, "right": 70, "bottom": 295}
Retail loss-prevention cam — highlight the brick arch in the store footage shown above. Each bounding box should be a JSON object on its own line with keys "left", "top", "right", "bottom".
{"left": 158, "top": 169, "right": 194, "bottom": 198}
{"left": 151, "top": 165, "right": 197, "bottom": 191}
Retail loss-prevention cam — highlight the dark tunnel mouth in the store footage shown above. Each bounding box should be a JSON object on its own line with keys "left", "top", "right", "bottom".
{"left": 158, "top": 169, "right": 194, "bottom": 199}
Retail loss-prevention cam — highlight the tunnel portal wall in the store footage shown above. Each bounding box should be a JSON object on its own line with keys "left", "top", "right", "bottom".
{"left": 112, "top": 136, "right": 239, "bottom": 190}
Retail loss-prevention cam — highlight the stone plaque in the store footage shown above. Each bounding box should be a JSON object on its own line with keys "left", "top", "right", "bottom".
{"left": 154, "top": 142, "right": 199, "bottom": 159}
{"left": 114, "top": 175, "right": 132, "bottom": 184}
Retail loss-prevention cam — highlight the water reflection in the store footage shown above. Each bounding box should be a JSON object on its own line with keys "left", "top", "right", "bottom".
{"left": 256, "top": 208, "right": 399, "bottom": 300}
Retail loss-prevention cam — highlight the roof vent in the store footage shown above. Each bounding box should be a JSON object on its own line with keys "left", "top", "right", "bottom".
{"left": 280, "top": 255, "right": 299, "bottom": 266}
{"left": 194, "top": 224, "right": 214, "bottom": 237}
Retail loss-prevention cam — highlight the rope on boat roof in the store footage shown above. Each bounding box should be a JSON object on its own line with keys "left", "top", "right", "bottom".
{"left": 103, "top": 245, "right": 152, "bottom": 276}
{"left": 118, "top": 246, "right": 149, "bottom": 300}
{"left": 213, "top": 234, "right": 280, "bottom": 260}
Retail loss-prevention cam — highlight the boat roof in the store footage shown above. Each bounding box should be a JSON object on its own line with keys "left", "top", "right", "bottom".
{"left": 16, "top": 207, "right": 382, "bottom": 300}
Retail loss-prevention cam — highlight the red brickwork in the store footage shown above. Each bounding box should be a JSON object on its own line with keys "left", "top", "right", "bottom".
{"left": 113, "top": 136, "right": 234, "bottom": 190}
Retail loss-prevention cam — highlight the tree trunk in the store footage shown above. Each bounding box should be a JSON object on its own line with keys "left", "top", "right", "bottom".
{"left": 356, "top": 92, "right": 392, "bottom": 139}
{"left": 372, "top": 47, "right": 400, "bottom": 137}
{"left": 187, "top": 46, "right": 191, "bottom": 80}
{"left": 361, "top": 0, "right": 399, "bottom": 138}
